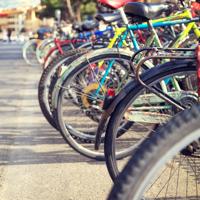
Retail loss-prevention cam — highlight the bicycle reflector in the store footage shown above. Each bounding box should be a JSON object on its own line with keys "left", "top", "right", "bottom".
{"left": 107, "top": 88, "right": 115, "bottom": 97}
{"left": 103, "top": 88, "right": 115, "bottom": 109}
{"left": 191, "top": 2, "right": 200, "bottom": 17}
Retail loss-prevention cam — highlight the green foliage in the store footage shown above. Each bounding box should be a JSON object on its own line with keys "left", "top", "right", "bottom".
{"left": 39, "top": 0, "right": 97, "bottom": 20}
{"left": 41, "top": 0, "right": 64, "bottom": 8}
{"left": 39, "top": 0, "right": 65, "bottom": 18}
{"left": 81, "top": 0, "right": 97, "bottom": 19}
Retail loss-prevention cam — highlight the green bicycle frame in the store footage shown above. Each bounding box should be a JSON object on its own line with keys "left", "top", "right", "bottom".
{"left": 94, "top": 8, "right": 200, "bottom": 96}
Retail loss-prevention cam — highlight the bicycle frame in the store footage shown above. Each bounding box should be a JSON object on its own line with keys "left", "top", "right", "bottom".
{"left": 94, "top": 9, "right": 200, "bottom": 96}
{"left": 78, "top": 26, "right": 113, "bottom": 39}
{"left": 43, "top": 26, "right": 114, "bottom": 67}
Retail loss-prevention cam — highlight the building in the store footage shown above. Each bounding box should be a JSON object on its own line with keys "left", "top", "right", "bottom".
{"left": 0, "top": 0, "right": 42, "bottom": 39}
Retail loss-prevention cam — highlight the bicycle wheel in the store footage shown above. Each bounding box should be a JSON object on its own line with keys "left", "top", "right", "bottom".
{"left": 108, "top": 105, "right": 200, "bottom": 200}
{"left": 104, "top": 59, "right": 198, "bottom": 181}
{"left": 36, "top": 38, "right": 55, "bottom": 64}
{"left": 39, "top": 42, "right": 106, "bottom": 129}
{"left": 43, "top": 44, "right": 74, "bottom": 69}
{"left": 38, "top": 48, "right": 88, "bottom": 129}
{"left": 43, "top": 41, "right": 105, "bottom": 69}
{"left": 22, "top": 39, "right": 41, "bottom": 66}
{"left": 55, "top": 48, "right": 140, "bottom": 160}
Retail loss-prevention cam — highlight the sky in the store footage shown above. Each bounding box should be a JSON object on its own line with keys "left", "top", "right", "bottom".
{"left": 0, "top": 0, "right": 41, "bottom": 10}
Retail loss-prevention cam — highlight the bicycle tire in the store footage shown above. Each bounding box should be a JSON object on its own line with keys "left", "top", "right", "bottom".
{"left": 22, "top": 39, "right": 41, "bottom": 66}
{"left": 36, "top": 38, "right": 55, "bottom": 64}
{"left": 105, "top": 59, "right": 197, "bottom": 181}
{"left": 43, "top": 41, "right": 85, "bottom": 69}
{"left": 38, "top": 48, "right": 88, "bottom": 129}
{"left": 40, "top": 42, "right": 106, "bottom": 129}
{"left": 108, "top": 105, "right": 200, "bottom": 200}
{"left": 55, "top": 48, "right": 136, "bottom": 160}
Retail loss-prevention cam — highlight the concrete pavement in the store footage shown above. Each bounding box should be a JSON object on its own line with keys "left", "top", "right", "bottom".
{"left": 0, "top": 43, "right": 112, "bottom": 200}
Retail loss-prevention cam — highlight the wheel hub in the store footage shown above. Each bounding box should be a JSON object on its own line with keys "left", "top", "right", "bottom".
{"left": 81, "top": 82, "right": 106, "bottom": 109}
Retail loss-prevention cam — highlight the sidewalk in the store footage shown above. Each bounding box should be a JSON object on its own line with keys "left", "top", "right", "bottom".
{"left": 0, "top": 43, "right": 111, "bottom": 200}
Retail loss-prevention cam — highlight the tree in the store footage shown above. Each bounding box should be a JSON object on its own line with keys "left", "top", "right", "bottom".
{"left": 42, "top": 0, "right": 63, "bottom": 8}
{"left": 65, "top": 0, "right": 97, "bottom": 22}
{"left": 81, "top": 0, "right": 97, "bottom": 20}
{"left": 38, "top": 0, "right": 64, "bottom": 18}
{"left": 39, "top": 0, "right": 97, "bottom": 21}
{"left": 65, "top": 0, "right": 81, "bottom": 22}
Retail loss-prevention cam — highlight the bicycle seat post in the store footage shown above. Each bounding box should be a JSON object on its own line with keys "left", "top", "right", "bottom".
{"left": 118, "top": 7, "right": 129, "bottom": 25}
{"left": 118, "top": 7, "right": 140, "bottom": 50}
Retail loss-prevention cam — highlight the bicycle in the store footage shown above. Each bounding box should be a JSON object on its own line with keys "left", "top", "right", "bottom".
{"left": 42, "top": 25, "right": 113, "bottom": 68}
{"left": 52, "top": 0, "right": 200, "bottom": 160}
{"left": 101, "top": 45, "right": 200, "bottom": 180}
{"left": 108, "top": 104, "right": 200, "bottom": 200}
{"left": 22, "top": 30, "right": 53, "bottom": 66}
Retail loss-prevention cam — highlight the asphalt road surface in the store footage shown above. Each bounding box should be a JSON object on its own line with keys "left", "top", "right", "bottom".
{"left": 0, "top": 43, "right": 112, "bottom": 200}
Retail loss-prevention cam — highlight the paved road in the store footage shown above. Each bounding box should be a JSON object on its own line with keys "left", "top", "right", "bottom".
{"left": 0, "top": 43, "right": 111, "bottom": 200}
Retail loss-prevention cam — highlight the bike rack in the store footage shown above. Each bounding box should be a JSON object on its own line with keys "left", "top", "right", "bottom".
{"left": 132, "top": 47, "right": 196, "bottom": 111}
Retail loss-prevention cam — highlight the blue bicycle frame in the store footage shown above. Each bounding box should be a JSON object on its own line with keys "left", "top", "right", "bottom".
{"left": 78, "top": 26, "right": 114, "bottom": 39}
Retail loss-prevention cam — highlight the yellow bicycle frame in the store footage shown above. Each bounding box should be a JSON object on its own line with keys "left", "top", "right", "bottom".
{"left": 107, "top": 8, "right": 200, "bottom": 49}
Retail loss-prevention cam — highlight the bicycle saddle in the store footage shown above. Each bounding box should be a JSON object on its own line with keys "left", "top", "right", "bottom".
{"left": 96, "top": 12, "right": 121, "bottom": 23}
{"left": 124, "top": 2, "right": 169, "bottom": 20}
{"left": 82, "top": 20, "right": 99, "bottom": 31}
{"left": 98, "top": 0, "right": 136, "bottom": 9}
